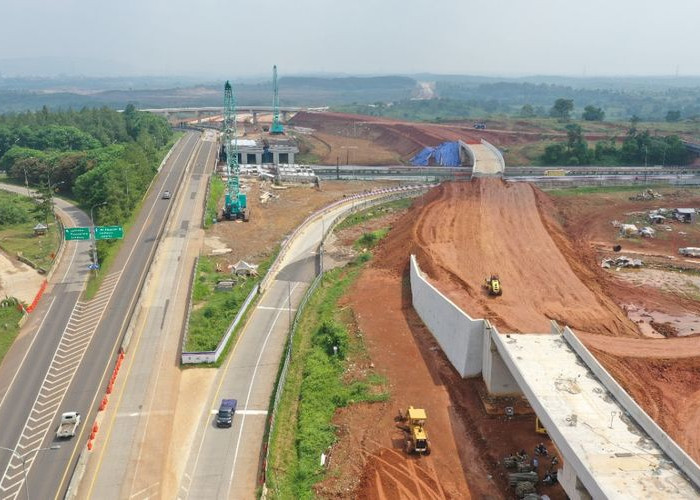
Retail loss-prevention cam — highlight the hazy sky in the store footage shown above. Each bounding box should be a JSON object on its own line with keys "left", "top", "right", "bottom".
{"left": 1, "top": 0, "right": 699, "bottom": 77}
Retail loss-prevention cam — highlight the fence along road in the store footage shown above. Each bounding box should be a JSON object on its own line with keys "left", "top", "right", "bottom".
{"left": 0, "top": 132, "right": 200, "bottom": 500}
{"left": 178, "top": 185, "right": 429, "bottom": 500}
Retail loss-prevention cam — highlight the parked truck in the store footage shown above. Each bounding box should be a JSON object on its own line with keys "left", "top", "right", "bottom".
{"left": 216, "top": 399, "right": 238, "bottom": 428}
{"left": 56, "top": 411, "right": 81, "bottom": 439}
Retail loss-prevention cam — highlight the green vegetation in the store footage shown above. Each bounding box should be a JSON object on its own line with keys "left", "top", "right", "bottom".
{"left": 266, "top": 255, "right": 389, "bottom": 498}
{"left": 185, "top": 253, "right": 273, "bottom": 353}
{"left": 355, "top": 228, "right": 389, "bottom": 250}
{"left": 1, "top": 106, "right": 174, "bottom": 230}
{"left": 204, "top": 175, "right": 225, "bottom": 228}
{"left": 0, "top": 303, "right": 24, "bottom": 365}
{"left": 0, "top": 190, "right": 60, "bottom": 270}
{"left": 541, "top": 122, "right": 691, "bottom": 166}
{"left": 83, "top": 134, "right": 181, "bottom": 299}
{"left": 549, "top": 98, "right": 574, "bottom": 120}
{"left": 334, "top": 198, "right": 412, "bottom": 231}
{"left": 335, "top": 98, "right": 476, "bottom": 122}
{"left": 545, "top": 184, "right": 671, "bottom": 197}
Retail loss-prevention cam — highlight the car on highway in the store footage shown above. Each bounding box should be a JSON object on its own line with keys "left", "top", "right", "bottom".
{"left": 56, "top": 411, "right": 81, "bottom": 438}
{"left": 162, "top": 190, "right": 172, "bottom": 199}
{"left": 216, "top": 399, "right": 237, "bottom": 428}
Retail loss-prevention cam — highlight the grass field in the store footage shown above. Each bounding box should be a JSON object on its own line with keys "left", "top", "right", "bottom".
{"left": 0, "top": 303, "right": 24, "bottom": 365}
{"left": 0, "top": 190, "right": 60, "bottom": 270}
{"left": 185, "top": 253, "right": 274, "bottom": 354}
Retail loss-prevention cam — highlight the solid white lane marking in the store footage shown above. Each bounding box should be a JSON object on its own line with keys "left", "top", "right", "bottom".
{"left": 226, "top": 281, "right": 300, "bottom": 498}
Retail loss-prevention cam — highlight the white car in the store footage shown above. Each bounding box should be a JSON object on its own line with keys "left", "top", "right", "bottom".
{"left": 162, "top": 190, "right": 172, "bottom": 199}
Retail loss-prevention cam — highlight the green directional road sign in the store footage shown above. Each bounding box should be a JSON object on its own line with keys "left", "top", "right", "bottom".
{"left": 95, "top": 225, "right": 124, "bottom": 240}
{"left": 64, "top": 227, "right": 91, "bottom": 241}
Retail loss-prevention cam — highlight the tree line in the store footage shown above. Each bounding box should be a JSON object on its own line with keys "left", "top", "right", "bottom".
{"left": 541, "top": 122, "right": 690, "bottom": 166}
{"left": 0, "top": 105, "right": 173, "bottom": 226}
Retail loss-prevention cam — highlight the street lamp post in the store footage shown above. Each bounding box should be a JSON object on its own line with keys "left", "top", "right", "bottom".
{"left": 47, "top": 180, "right": 65, "bottom": 230}
{"left": 90, "top": 202, "right": 108, "bottom": 270}
{"left": 0, "top": 445, "right": 60, "bottom": 500}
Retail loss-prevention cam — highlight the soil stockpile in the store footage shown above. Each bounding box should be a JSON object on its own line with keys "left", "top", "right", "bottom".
{"left": 374, "top": 178, "right": 640, "bottom": 336}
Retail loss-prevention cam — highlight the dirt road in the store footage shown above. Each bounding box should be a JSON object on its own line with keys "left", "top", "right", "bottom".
{"left": 376, "top": 179, "right": 639, "bottom": 336}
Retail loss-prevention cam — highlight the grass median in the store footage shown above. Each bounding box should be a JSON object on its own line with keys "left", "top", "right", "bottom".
{"left": 204, "top": 175, "right": 225, "bottom": 229}
{"left": 184, "top": 251, "right": 275, "bottom": 356}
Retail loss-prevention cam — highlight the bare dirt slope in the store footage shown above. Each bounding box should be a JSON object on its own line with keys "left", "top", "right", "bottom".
{"left": 370, "top": 179, "right": 700, "bottom": 464}
{"left": 376, "top": 179, "right": 639, "bottom": 336}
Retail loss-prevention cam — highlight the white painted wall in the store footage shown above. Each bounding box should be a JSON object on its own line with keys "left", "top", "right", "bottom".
{"left": 409, "top": 255, "right": 484, "bottom": 377}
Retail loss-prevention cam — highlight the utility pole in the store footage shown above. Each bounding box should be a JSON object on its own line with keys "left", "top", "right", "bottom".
{"left": 90, "top": 201, "right": 107, "bottom": 270}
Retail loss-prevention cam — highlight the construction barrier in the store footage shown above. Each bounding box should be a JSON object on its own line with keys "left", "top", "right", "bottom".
{"left": 25, "top": 280, "right": 47, "bottom": 313}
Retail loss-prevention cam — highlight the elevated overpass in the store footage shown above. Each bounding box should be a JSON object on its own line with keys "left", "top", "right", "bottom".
{"left": 410, "top": 255, "right": 700, "bottom": 499}
{"left": 138, "top": 105, "right": 312, "bottom": 124}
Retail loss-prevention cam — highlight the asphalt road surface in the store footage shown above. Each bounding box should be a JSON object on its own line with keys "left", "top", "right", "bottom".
{"left": 177, "top": 190, "right": 414, "bottom": 500}
{"left": 79, "top": 133, "right": 216, "bottom": 499}
{"left": 0, "top": 131, "right": 199, "bottom": 500}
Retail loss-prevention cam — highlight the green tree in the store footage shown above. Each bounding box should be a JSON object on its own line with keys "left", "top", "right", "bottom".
{"left": 520, "top": 104, "right": 536, "bottom": 118}
{"left": 666, "top": 110, "right": 681, "bottom": 122}
{"left": 549, "top": 98, "right": 574, "bottom": 120}
{"left": 32, "top": 183, "right": 54, "bottom": 226}
{"left": 582, "top": 106, "right": 605, "bottom": 121}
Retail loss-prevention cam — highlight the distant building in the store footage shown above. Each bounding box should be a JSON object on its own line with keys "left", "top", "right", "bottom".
{"left": 230, "top": 138, "right": 298, "bottom": 166}
{"left": 674, "top": 208, "right": 697, "bottom": 223}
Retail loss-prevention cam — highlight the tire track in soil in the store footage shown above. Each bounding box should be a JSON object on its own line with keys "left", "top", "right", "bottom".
{"left": 362, "top": 446, "right": 448, "bottom": 500}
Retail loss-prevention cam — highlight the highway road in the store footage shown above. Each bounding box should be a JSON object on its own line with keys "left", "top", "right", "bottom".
{"left": 79, "top": 131, "right": 217, "bottom": 499}
{"left": 0, "top": 131, "right": 199, "bottom": 500}
{"left": 176, "top": 189, "right": 420, "bottom": 500}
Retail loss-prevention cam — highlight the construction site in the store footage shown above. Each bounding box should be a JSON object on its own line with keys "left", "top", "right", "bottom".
{"left": 188, "top": 76, "right": 700, "bottom": 498}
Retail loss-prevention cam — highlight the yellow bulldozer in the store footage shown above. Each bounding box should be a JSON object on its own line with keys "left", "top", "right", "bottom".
{"left": 397, "top": 406, "right": 430, "bottom": 455}
{"left": 484, "top": 274, "right": 502, "bottom": 296}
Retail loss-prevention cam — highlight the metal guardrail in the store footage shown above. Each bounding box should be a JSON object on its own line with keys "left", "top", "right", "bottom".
{"left": 260, "top": 184, "right": 434, "bottom": 293}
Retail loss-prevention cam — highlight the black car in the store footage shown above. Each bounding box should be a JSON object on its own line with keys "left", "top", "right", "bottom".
{"left": 216, "top": 399, "right": 237, "bottom": 428}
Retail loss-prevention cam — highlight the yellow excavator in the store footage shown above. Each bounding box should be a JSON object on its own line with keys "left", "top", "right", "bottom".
{"left": 397, "top": 406, "right": 430, "bottom": 455}
{"left": 484, "top": 274, "right": 502, "bottom": 296}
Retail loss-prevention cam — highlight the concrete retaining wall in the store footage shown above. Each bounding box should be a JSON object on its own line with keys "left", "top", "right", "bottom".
{"left": 409, "top": 255, "right": 484, "bottom": 377}
{"left": 181, "top": 284, "right": 259, "bottom": 364}
{"left": 562, "top": 326, "right": 700, "bottom": 487}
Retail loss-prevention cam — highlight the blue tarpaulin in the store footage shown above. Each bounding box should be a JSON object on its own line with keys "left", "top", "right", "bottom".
{"left": 410, "top": 141, "right": 461, "bottom": 166}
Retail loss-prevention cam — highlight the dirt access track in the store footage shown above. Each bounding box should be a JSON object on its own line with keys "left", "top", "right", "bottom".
{"left": 289, "top": 111, "right": 591, "bottom": 166}
{"left": 328, "top": 178, "right": 700, "bottom": 498}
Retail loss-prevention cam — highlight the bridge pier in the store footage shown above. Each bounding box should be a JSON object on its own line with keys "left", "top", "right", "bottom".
{"left": 482, "top": 324, "right": 522, "bottom": 395}
{"left": 559, "top": 461, "right": 593, "bottom": 500}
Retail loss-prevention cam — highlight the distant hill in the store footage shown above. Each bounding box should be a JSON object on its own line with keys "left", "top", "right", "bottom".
{"left": 0, "top": 76, "right": 418, "bottom": 112}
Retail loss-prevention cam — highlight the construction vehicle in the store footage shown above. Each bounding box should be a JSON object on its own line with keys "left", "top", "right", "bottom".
{"left": 535, "top": 417, "right": 548, "bottom": 435}
{"left": 397, "top": 406, "right": 430, "bottom": 455}
{"left": 270, "top": 65, "right": 284, "bottom": 135}
{"left": 484, "top": 274, "right": 502, "bottom": 296}
{"left": 56, "top": 411, "right": 81, "bottom": 439}
{"left": 221, "top": 81, "right": 250, "bottom": 221}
